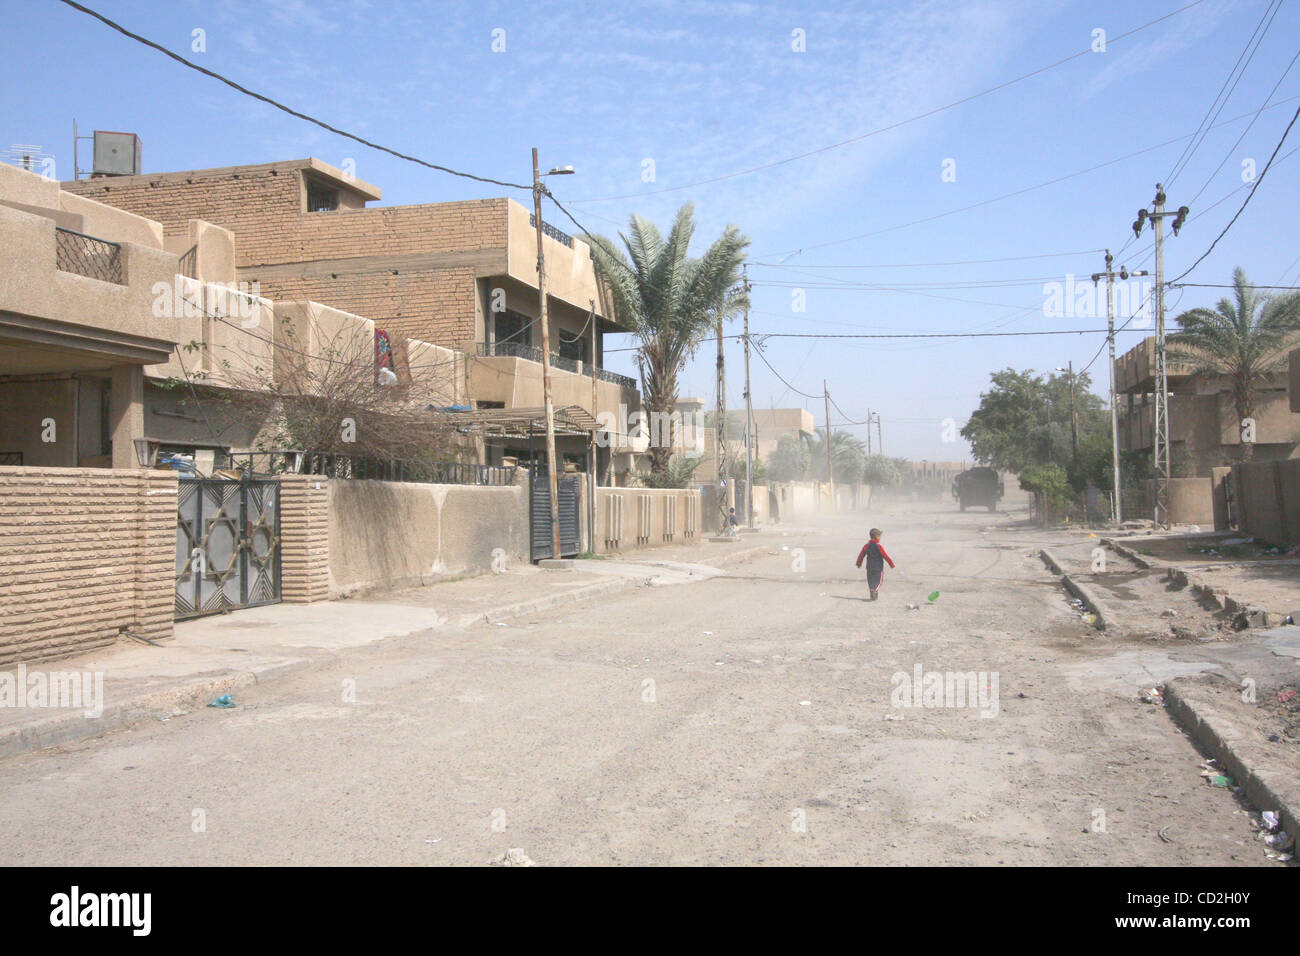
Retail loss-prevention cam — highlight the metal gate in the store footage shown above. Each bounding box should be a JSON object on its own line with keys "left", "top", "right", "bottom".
{"left": 530, "top": 473, "right": 581, "bottom": 560}
{"left": 176, "top": 478, "right": 282, "bottom": 620}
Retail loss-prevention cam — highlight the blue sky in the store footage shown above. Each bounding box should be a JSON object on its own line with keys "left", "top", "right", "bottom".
{"left": 4, "top": 0, "right": 1298, "bottom": 460}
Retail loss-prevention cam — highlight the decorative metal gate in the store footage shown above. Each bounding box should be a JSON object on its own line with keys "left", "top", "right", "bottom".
{"left": 175, "top": 478, "right": 281, "bottom": 620}
{"left": 530, "top": 473, "right": 581, "bottom": 561}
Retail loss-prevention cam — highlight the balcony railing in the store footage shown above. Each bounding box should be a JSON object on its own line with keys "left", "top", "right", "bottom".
{"left": 477, "top": 342, "right": 637, "bottom": 390}
{"left": 55, "top": 227, "right": 123, "bottom": 284}
{"left": 528, "top": 213, "right": 574, "bottom": 248}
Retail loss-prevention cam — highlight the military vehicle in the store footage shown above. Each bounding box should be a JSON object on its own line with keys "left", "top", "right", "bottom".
{"left": 953, "top": 466, "right": 1004, "bottom": 512}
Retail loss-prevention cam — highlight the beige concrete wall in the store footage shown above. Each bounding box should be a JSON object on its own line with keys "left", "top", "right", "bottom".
{"left": 1233, "top": 459, "right": 1300, "bottom": 545}
{"left": 0, "top": 466, "right": 175, "bottom": 666}
{"left": 58, "top": 190, "right": 163, "bottom": 250}
{"left": 0, "top": 378, "right": 78, "bottom": 467}
{"left": 0, "top": 203, "right": 179, "bottom": 345}
{"left": 327, "top": 475, "right": 529, "bottom": 596}
{"left": 470, "top": 353, "right": 637, "bottom": 417}
{"left": 505, "top": 199, "right": 611, "bottom": 317}
{"left": 595, "top": 486, "right": 701, "bottom": 552}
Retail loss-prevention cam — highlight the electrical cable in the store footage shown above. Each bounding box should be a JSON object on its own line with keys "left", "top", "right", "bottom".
{"left": 56, "top": 0, "right": 531, "bottom": 191}
{"left": 568, "top": 1, "right": 1208, "bottom": 204}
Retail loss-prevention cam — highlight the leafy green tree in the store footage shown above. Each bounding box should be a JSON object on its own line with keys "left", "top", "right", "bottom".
{"left": 765, "top": 434, "right": 810, "bottom": 482}
{"left": 862, "top": 454, "right": 901, "bottom": 488}
{"left": 1169, "top": 267, "right": 1300, "bottom": 461}
{"left": 587, "top": 205, "right": 749, "bottom": 474}
{"left": 1019, "top": 462, "right": 1072, "bottom": 524}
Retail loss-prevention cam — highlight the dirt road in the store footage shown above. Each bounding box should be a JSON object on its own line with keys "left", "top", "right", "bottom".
{"left": 0, "top": 500, "right": 1272, "bottom": 865}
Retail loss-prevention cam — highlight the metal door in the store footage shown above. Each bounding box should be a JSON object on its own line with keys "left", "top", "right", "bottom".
{"left": 176, "top": 478, "right": 281, "bottom": 619}
{"left": 530, "top": 473, "right": 581, "bottom": 560}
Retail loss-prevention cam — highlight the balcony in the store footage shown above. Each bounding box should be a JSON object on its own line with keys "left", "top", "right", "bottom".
{"left": 477, "top": 342, "right": 636, "bottom": 390}
{"left": 55, "top": 227, "right": 123, "bottom": 284}
{"left": 527, "top": 212, "right": 574, "bottom": 249}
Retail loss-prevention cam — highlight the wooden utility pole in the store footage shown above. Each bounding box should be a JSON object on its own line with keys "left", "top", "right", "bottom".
{"left": 715, "top": 305, "right": 728, "bottom": 529}
{"left": 532, "top": 147, "right": 561, "bottom": 560}
{"left": 823, "top": 381, "right": 834, "bottom": 512}
{"left": 742, "top": 266, "right": 754, "bottom": 529}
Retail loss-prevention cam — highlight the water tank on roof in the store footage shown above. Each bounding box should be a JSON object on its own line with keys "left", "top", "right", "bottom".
{"left": 92, "top": 131, "right": 141, "bottom": 176}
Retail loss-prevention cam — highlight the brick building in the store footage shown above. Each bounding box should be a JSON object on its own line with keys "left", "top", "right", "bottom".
{"left": 63, "top": 158, "right": 640, "bottom": 470}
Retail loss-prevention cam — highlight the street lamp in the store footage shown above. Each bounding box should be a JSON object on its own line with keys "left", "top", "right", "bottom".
{"left": 532, "top": 148, "right": 575, "bottom": 561}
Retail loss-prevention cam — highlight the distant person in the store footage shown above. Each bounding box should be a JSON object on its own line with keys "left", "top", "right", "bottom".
{"left": 855, "top": 528, "right": 896, "bottom": 601}
{"left": 727, "top": 507, "right": 740, "bottom": 536}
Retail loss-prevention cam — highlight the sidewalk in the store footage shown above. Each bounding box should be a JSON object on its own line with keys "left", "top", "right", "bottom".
{"left": 0, "top": 533, "right": 776, "bottom": 760}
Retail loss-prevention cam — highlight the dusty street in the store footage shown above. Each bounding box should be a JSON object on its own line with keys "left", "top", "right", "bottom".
{"left": 0, "top": 499, "right": 1272, "bottom": 866}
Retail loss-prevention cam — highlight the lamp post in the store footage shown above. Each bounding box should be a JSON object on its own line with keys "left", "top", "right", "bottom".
{"left": 531, "top": 148, "right": 574, "bottom": 560}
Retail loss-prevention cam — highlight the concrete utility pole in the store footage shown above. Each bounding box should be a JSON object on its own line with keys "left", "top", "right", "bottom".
{"left": 1132, "top": 184, "right": 1188, "bottom": 528}
{"left": 823, "top": 381, "right": 834, "bottom": 512}
{"left": 1092, "top": 249, "right": 1149, "bottom": 526}
{"left": 875, "top": 412, "right": 883, "bottom": 457}
{"left": 533, "top": 147, "right": 562, "bottom": 559}
{"left": 866, "top": 408, "right": 872, "bottom": 455}
{"left": 742, "top": 266, "right": 755, "bottom": 529}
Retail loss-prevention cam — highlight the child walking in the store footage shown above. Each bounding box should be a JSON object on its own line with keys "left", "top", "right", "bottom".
{"left": 855, "top": 528, "right": 896, "bottom": 601}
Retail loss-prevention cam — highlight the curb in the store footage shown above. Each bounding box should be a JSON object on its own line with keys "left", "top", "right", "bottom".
{"left": 0, "top": 657, "right": 311, "bottom": 762}
{"left": 1164, "top": 678, "right": 1300, "bottom": 849}
{"left": 1104, "top": 538, "right": 1283, "bottom": 627}
{"left": 1100, "top": 537, "right": 1154, "bottom": 570}
{"left": 1039, "top": 548, "right": 1109, "bottom": 630}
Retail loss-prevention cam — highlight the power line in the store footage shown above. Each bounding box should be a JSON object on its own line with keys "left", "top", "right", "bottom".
{"left": 56, "top": 0, "right": 530, "bottom": 191}
{"left": 750, "top": 342, "right": 821, "bottom": 400}
{"left": 749, "top": 248, "right": 1104, "bottom": 270}
{"left": 1170, "top": 102, "right": 1300, "bottom": 285}
{"left": 1165, "top": 0, "right": 1283, "bottom": 187}
{"left": 756, "top": 94, "right": 1300, "bottom": 261}
{"left": 1186, "top": 45, "right": 1300, "bottom": 206}
{"left": 569, "top": 1, "right": 1208, "bottom": 204}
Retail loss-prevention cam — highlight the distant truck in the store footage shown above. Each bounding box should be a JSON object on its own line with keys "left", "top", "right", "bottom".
{"left": 953, "top": 467, "right": 1004, "bottom": 512}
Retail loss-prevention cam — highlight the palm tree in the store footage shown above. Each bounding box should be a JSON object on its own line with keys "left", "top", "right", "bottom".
{"left": 1169, "top": 268, "right": 1300, "bottom": 461}
{"left": 807, "top": 428, "right": 867, "bottom": 485}
{"left": 587, "top": 204, "right": 748, "bottom": 474}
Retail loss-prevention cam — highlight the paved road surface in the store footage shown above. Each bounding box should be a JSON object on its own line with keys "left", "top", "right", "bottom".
{"left": 0, "top": 501, "right": 1269, "bottom": 865}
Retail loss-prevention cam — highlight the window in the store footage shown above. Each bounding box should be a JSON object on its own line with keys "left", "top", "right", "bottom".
{"left": 558, "top": 329, "right": 586, "bottom": 362}
{"left": 495, "top": 311, "right": 530, "bottom": 348}
{"left": 306, "top": 182, "right": 338, "bottom": 212}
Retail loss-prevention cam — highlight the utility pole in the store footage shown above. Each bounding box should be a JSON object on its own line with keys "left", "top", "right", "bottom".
{"left": 1066, "top": 361, "right": 1078, "bottom": 465}
{"left": 1132, "top": 185, "right": 1188, "bottom": 528}
{"left": 715, "top": 302, "right": 728, "bottom": 530}
{"left": 742, "top": 266, "right": 755, "bottom": 529}
{"left": 875, "top": 412, "right": 883, "bottom": 457}
{"left": 866, "top": 408, "right": 872, "bottom": 455}
{"left": 1093, "top": 250, "right": 1149, "bottom": 526}
{"left": 588, "top": 298, "right": 599, "bottom": 553}
{"left": 532, "top": 147, "right": 561, "bottom": 560}
{"left": 823, "top": 381, "right": 834, "bottom": 512}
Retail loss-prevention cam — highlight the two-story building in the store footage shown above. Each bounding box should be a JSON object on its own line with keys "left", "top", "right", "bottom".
{"left": 1116, "top": 335, "right": 1300, "bottom": 476}
{"left": 62, "top": 157, "right": 640, "bottom": 473}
